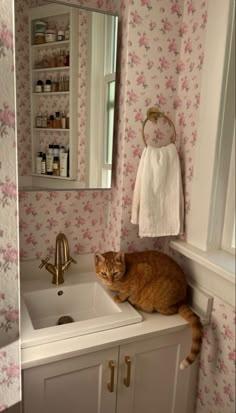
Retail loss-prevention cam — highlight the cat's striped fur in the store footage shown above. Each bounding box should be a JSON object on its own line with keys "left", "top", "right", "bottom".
{"left": 94, "top": 250, "right": 203, "bottom": 369}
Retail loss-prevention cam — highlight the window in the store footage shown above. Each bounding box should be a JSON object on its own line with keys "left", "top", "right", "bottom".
{"left": 87, "top": 13, "right": 117, "bottom": 188}
{"left": 102, "top": 16, "right": 118, "bottom": 187}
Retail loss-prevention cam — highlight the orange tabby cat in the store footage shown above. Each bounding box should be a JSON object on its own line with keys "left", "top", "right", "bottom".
{"left": 94, "top": 250, "right": 203, "bottom": 370}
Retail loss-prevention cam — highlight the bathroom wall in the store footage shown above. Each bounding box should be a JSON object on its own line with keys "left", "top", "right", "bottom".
{"left": 18, "top": 0, "right": 208, "bottom": 258}
{"left": 0, "top": 0, "right": 20, "bottom": 409}
{"left": 196, "top": 297, "right": 235, "bottom": 412}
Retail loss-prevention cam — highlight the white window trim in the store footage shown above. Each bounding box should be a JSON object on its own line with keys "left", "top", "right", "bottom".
{"left": 222, "top": 127, "right": 235, "bottom": 253}
{"left": 87, "top": 12, "right": 106, "bottom": 188}
{"left": 187, "top": 0, "right": 235, "bottom": 251}
{"left": 171, "top": 0, "right": 235, "bottom": 302}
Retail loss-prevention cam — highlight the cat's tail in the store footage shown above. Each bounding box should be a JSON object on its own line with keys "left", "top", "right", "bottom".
{"left": 178, "top": 304, "right": 203, "bottom": 370}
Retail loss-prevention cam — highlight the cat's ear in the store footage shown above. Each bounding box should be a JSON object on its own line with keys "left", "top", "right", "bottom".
{"left": 94, "top": 253, "right": 105, "bottom": 266}
{"left": 114, "top": 252, "right": 125, "bottom": 264}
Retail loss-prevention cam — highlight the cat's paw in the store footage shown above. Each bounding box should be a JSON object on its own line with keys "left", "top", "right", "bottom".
{"left": 113, "top": 294, "right": 123, "bottom": 303}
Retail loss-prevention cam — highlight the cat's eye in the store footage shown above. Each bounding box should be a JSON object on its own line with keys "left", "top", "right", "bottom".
{"left": 113, "top": 271, "right": 119, "bottom": 276}
{"left": 101, "top": 272, "right": 107, "bottom": 278}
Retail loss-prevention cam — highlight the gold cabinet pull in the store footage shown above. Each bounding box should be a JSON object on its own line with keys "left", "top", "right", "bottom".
{"left": 107, "top": 360, "right": 115, "bottom": 392}
{"left": 123, "top": 356, "right": 132, "bottom": 387}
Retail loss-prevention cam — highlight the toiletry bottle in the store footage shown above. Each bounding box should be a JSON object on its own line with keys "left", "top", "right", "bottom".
{"left": 41, "top": 153, "right": 46, "bottom": 174}
{"left": 42, "top": 111, "right": 48, "bottom": 128}
{"left": 55, "top": 112, "right": 61, "bottom": 128}
{"left": 36, "top": 152, "right": 42, "bottom": 174}
{"left": 66, "top": 112, "right": 70, "bottom": 129}
{"left": 48, "top": 113, "right": 54, "bottom": 128}
{"left": 65, "top": 50, "right": 70, "bottom": 66}
{"left": 64, "top": 75, "right": 69, "bottom": 91}
{"left": 65, "top": 24, "right": 70, "bottom": 40}
{"left": 67, "top": 145, "right": 70, "bottom": 177}
{"left": 61, "top": 111, "right": 66, "bottom": 129}
{"left": 44, "top": 79, "right": 52, "bottom": 93}
{"left": 46, "top": 144, "right": 54, "bottom": 175}
{"left": 35, "top": 111, "right": 42, "bottom": 128}
{"left": 59, "top": 150, "right": 68, "bottom": 177}
{"left": 58, "top": 50, "right": 64, "bottom": 67}
{"left": 55, "top": 76, "right": 60, "bottom": 92}
{"left": 47, "top": 113, "right": 51, "bottom": 128}
{"left": 53, "top": 144, "right": 60, "bottom": 176}
{"left": 59, "top": 76, "right": 64, "bottom": 92}
{"left": 57, "top": 29, "right": 65, "bottom": 41}
{"left": 35, "top": 79, "right": 43, "bottom": 93}
{"left": 51, "top": 77, "right": 56, "bottom": 92}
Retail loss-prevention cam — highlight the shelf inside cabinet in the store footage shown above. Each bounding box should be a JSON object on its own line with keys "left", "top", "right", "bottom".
{"left": 31, "top": 40, "right": 70, "bottom": 49}
{"left": 34, "top": 128, "right": 69, "bottom": 131}
{"left": 33, "top": 91, "right": 69, "bottom": 95}
{"left": 33, "top": 66, "right": 70, "bottom": 73}
{"left": 32, "top": 173, "right": 73, "bottom": 181}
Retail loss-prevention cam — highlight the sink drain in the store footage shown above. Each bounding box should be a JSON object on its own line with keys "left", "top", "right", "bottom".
{"left": 57, "top": 315, "right": 74, "bottom": 325}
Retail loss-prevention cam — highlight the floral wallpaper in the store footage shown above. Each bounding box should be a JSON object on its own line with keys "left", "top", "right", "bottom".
{"left": 196, "top": 297, "right": 235, "bottom": 413}
{"left": 19, "top": 189, "right": 111, "bottom": 259}
{"left": 18, "top": 0, "right": 209, "bottom": 257}
{"left": 0, "top": 0, "right": 20, "bottom": 410}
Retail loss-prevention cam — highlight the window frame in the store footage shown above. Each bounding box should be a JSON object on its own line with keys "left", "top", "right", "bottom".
{"left": 187, "top": 0, "right": 235, "bottom": 254}
{"left": 221, "top": 126, "right": 235, "bottom": 253}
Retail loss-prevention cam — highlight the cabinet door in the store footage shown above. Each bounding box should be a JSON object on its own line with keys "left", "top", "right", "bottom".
{"left": 116, "top": 329, "right": 196, "bottom": 413}
{"left": 23, "top": 347, "right": 119, "bottom": 413}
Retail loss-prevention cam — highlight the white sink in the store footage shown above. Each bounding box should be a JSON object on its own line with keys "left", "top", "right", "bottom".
{"left": 21, "top": 273, "right": 142, "bottom": 348}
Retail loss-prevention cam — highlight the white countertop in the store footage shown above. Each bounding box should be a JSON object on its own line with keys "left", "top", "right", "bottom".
{"left": 21, "top": 311, "right": 188, "bottom": 369}
{"left": 20, "top": 261, "right": 188, "bottom": 370}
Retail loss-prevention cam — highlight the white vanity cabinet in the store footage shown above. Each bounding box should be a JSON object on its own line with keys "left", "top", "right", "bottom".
{"left": 23, "top": 346, "right": 119, "bottom": 413}
{"left": 116, "top": 331, "right": 194, "bottom": 413}
{"left": 23, "top": 329, "right": 197, "bottom": 413}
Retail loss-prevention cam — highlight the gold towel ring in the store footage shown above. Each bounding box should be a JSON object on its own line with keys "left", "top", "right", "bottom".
{"left": 142, "top": 107, "right": 176, "bottom": 147}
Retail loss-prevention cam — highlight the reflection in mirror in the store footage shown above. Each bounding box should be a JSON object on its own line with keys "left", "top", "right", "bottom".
{"left": 15, "top": 1, "right": 118, "bottom": 190}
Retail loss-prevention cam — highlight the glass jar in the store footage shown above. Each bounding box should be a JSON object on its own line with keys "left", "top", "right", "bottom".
{"left": 57, "top": 30, "right": 65, "bottom": 41}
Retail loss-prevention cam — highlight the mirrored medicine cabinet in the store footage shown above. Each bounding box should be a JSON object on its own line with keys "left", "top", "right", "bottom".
{"left": 15, "top": 0, "right": 118, "bottom": 190}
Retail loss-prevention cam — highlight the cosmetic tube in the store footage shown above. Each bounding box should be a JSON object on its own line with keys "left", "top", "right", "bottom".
{"left": 46, "top": 153, "right": 53, "bottom": 175}
{"left": 60, "top": 152, "right": 68, "bottom": 177}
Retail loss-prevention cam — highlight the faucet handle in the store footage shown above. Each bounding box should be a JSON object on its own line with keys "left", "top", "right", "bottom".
{"left": 39, "top": 256, "right": 50, "bottom": 269}
{"left": 63, "top": 256, "right": 77, "bottom": 272}
{"left": 69, "top": 256, "right": 77, "bottom": 264}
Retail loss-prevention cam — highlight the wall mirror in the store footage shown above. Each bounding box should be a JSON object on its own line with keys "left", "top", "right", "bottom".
{"left": 15, "top": 0, "right": 118, "bottom": 190}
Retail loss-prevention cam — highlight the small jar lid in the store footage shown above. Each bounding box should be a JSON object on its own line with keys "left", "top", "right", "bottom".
{"left": 58, "top": 30, "right": 64, "bottom": 35}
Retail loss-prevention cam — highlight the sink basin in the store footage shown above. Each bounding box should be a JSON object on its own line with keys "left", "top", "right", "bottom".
{"left": 21, "top": 273, "right": 142, "bottom": 348}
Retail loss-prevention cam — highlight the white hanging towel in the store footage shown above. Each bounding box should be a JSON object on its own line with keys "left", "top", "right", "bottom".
{"left": 131, "top": 143, "right": 184, "bottom": 237}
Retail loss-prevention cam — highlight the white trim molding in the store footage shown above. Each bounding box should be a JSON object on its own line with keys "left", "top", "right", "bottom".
{"left": 171, "top": 240, "right": 235, "bottom": 306}
{"left": 188, "top": 0, "right": 235, "bottom": 251}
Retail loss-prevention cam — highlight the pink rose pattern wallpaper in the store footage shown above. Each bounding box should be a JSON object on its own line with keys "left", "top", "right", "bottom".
{"left": 18, "top": 0, "right": 208, "bottom": 257}
{"left": 0, "top": 0, "right": 20, "bottom": 410}
{"left": 196, "top": 297, "right": 235, "bottom": 413}
{"left": 0, "top": 0, "right": 234, "bottom": 410}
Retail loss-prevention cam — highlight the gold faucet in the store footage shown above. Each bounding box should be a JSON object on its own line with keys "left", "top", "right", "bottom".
{"left": 39, "top": 233, "right": 76, "bottom": 285}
